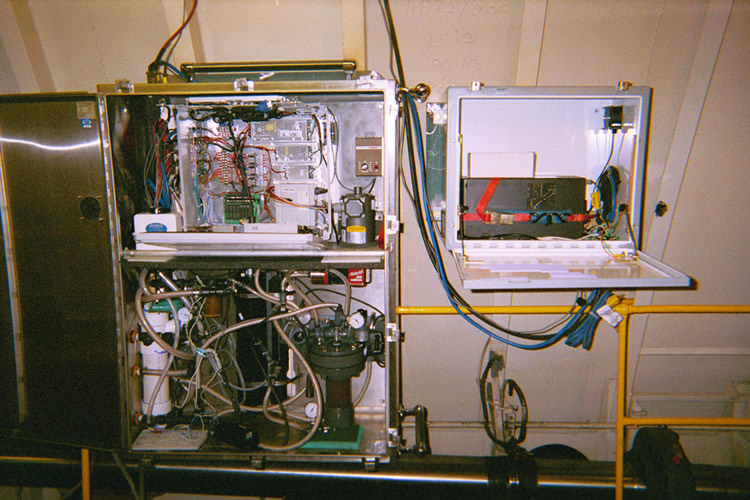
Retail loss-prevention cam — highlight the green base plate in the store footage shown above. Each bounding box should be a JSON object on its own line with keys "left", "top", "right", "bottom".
{"left": 300, "top": 425, "right": 364, "bottom": 451}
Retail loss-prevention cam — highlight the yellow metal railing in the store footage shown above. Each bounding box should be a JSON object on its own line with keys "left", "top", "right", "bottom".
{"left": 81, "top": 448, "right": 90, "bottom": 500}
{"left": 397, "top": 301, "right": 750, "bottom": 499}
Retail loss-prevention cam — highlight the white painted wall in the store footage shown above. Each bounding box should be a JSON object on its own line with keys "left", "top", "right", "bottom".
{"left": 0, "top": 0, "right": 747, "bottom": 466}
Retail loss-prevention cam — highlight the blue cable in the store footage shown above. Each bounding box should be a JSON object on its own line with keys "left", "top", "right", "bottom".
{"left": 608, "top": 174, "right": 618, "bottom": 223}
{"left": 407, "top": 95, "right": 549, "bottom": 348}
{"left": 146, "top": 175, "right": 169, "bottom": 210}
{"left": 147, "top": 179, "right": 157, "bottom": 205}
{"left": 565, "top": 290, "right": 612, "bottom": 350}
{"left": 406, "top": 94, "right": 611, "bottom": 350}
{"left": 158, "top": 61, "right": 187, "bottom": 80}
{"left": 161, "top": 160, "right": 171, "bottom": 209}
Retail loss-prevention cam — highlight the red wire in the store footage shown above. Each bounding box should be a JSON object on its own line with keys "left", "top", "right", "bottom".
{"left": 159, "top": 0, "right": 198, "bottom": 53}
{"left": 153, "top": 123, "right": 163, "bottom": 206}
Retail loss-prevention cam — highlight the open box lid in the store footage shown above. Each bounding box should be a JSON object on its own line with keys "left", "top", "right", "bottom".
{"left": 451, "top": 243, "right": 691, "bottom": 290}
{"left": 442, "top": 85, "right": 692, "bottom": 290}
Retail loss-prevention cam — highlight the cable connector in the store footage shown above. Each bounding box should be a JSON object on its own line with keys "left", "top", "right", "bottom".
{"left": 398, "top": 83, "right": 431, "bottom": 103}
{"left": 147, "top": 70, "right": 167, "bottom": 84}
{"left": 604, "top": 105, "right": 624, "bottom": 131}
{"left": 489, "top": 351, "right": 505, "bottom": 377}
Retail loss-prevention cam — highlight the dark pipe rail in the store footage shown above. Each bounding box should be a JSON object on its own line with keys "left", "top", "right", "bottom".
{"left": 1, "top": 448, "right": 749, "bottom": 499}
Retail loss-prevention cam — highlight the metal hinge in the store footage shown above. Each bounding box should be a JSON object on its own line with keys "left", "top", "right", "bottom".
{"left": 386, "top": 102, "right": 399, "bottom": 121}
{"left": 356, "top": 71, "right": 382, "bottom": 89}
{"left": 427, "top": 103, "right": 448, "bottom": 125}
{"left": 234, "top": 78, "right": 255, "bottom": 91}
{"left": 387, "top": 428, "right": 401, "bottom": 448}
{"left": 385, "top": 323, "right": 401, "bottom": 343}
{"left": 362, "top": 456, "right": 379, "bottom": 472}
{"left": 384, "top": 215, "right": 401, "bottom": 235}
{"left": 114, "top": 79, "right": 134, "bottom": 93}
{"left": 250, "top": 455, "right": 265, "bottom": 470}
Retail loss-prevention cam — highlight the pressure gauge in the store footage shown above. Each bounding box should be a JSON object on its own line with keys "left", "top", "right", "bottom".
{"left": 304, "top": 401, "right": 319, "bottom": 419}
{"left": 177, "top": 307, "right": 192, "bottom": 325}
{"left": 297, "top": 311, "right": 312, "bottom": 325}
{"left": 348, "top": 310, "right": 367, "bottom": 329}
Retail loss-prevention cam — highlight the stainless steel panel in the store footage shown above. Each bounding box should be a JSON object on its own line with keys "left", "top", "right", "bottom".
{"left": 0, "top": 95, "right": 121, "bottom": 446}
{"left": 0, "top": 213, "right": 18, "bottom": 428}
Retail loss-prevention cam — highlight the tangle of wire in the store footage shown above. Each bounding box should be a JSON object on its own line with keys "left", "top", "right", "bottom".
{"left": 144, "top": 114, "right": 179, "bottom": 211}
{"left": 135, "top": 268, "right": 382, "bottom": 450}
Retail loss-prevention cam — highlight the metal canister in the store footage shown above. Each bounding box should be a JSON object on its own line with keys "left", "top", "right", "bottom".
{"left": 340, "top": 186, "right": 375, "bottom": 246}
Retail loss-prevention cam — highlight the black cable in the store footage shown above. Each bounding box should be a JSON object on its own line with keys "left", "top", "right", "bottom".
{"left": 480, "top": 359, "right": 511, "bottom": 452}
{"left": 216, "top": 335, "right": 249, "bottom": 405}
{"left": 223, "top": 116, "right": 253, "bottom": 199}
{"left": 396, "top": 118, "right": 418, "bottom": 211}
{"left": 501, "top": 379, "right": 528, "bottom": 444}
{"left": 596, "top": 130, "right": 618, "bottom": 184}
{"left": 386, "top": 10, "right": 591, "bottom": 341}
{"left": 404, "top": 95, "right": 559, "bottom": 340}
{"left": 356, "top": 4, "right": 528, "bottom": 340}
{"left": 380, "top": 0, "right": 560, "bottom": 341}
{"left": 147, "top": 0, "right": 198, "bottom": 76}
{"left": 377, "top": 0, "right": 399, "bottom": 82}
{"left": 249, "top": 338, "right": 290, "bottom": 446}
{"left": 381, "top": 0, "right": 406, "bottom": 87}
{"left": 479, "top": 356, "right": 528, "bottom": 454}
{"left": 301, "top": 285, "right": 385, "bottom": 317}
{"left": 623, "top": 204, "right": 639, "bottom": 257}
{"left": 161, "top": 0, "right": 189, "bottom": 78}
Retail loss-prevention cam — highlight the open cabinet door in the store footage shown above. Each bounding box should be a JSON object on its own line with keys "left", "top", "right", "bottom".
{"left": 0, "top": 94, "right": 122, "bottom": 448}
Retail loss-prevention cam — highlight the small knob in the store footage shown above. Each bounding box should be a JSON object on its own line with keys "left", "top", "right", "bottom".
{"left": 412, "top": 83, "right": 431, "bottom": 102}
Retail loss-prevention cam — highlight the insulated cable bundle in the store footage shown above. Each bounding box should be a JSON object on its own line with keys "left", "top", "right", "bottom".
{"left": 479, "top": 351, "right": 528, "bottom": 452}
{"left": 380, "top": 0, "right": 613, "bottom": 350}
{"left": 146, "top": 0, "right": 197, "bottom": 81}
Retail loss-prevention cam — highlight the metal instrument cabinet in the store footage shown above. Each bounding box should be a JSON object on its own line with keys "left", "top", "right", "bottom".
{"left": 0, "top": 75, "right": 402, "bottom": 464}
{"left": 434, "top": 85, "right": 690, "bottom": 290}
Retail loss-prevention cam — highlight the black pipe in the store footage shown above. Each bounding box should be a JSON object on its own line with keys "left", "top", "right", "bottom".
{"left": 1, "top": 450, "right": 749, "bottom": 499}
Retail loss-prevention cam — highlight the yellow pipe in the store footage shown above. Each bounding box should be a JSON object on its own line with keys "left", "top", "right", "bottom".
{"left": 81, "top": 448, "right": 90, "bottom": 500}
{"left": 624, "top": 304, "right": 750, "bottom": 315}
{"left": 397, "top": 304, "right": 750, "bottom": 316}
{"left": 624, "top": 417, "right": 750, "bottom": 427}
{"left": 397, "top": 305, "right": 576, "bottom": 315}
{"left": 615, "top": 315, "right": 629, "bottom": 500}
{"left": 397, "top": 299, "right": 750, "bottom": 500}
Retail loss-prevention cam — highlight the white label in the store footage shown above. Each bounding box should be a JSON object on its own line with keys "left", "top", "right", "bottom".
{"left": 596, "top": 304, "right": 623, "bottom": 327}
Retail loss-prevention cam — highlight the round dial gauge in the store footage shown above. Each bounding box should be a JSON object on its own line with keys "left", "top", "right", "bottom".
{"left": 304, "top": 401, "right": 319, "bottom": 419}
{"left": 348, "top": 311, "right": 366, "bottom": 329}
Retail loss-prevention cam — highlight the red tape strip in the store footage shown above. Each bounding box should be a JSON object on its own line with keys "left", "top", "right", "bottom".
{"left": 475, "top": 178, "right": 500, "bottom": 217}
